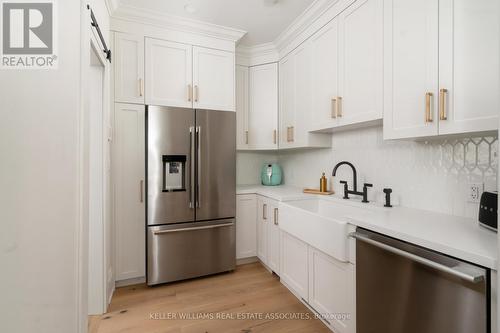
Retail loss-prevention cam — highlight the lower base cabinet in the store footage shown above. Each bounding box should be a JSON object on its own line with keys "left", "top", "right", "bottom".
{"left": 256, "top": 196, "right": 281, "bottom": 275}
{"left": 246, "top": 197, "right": 356, "bottom": 333}
{"left": 280, "top": 232, "right": 309, "bottom": 300}
{"left": 267, "top": 200, "right": 281, "bottom": 275}
{"left": 236, "top": 194, "right": 257, "bottom": 259}
{"left": 308, "top": 247, "right": 355, "bottom": 333}
{"left": 280, "top": 231, "right": 355, "bottom": 333}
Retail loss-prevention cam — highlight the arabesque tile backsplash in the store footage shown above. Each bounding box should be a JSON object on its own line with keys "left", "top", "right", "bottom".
{"left": 238, "top": 126, "right": 498, "bottom": 219}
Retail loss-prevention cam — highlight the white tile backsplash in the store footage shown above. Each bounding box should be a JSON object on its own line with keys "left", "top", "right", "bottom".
{"left": 237, "top": 151, "right": 278, "bottom": 185}
{"left": 277, "top": 126, "right": 498, "bottom": 218}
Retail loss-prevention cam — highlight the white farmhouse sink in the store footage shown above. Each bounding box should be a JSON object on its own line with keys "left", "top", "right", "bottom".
{"left": 279, "top": 198, "right": 368, "bottom": 262}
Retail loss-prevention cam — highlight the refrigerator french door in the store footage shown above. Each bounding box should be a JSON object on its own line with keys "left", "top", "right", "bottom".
{"left": 146, "top": 106, "right": 236, "bottom": 286}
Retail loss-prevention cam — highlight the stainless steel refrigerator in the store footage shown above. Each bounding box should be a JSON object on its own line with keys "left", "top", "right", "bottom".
{"left": 146, "top": 105, "right": 236, "bottom": 286}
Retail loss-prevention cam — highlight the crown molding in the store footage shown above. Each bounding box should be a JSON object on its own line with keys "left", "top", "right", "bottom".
{"left": 112, "top": 4, "right": 247, "bottom": 43}
{"left": 236, "top": 0, "right": 338, "bottom": 65}
{"left": 104, "top": 0, "right": 119, "bottom": 16}
{"left": 274, "top": 0, "right": 338, "bottom": 53}
{"left": 236, "top": 42, "right": 279, "bottom": 66}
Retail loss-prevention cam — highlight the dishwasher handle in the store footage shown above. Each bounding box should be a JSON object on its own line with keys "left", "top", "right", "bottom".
{"left": 349, "top": 232, "right": 485, "bottom": 284}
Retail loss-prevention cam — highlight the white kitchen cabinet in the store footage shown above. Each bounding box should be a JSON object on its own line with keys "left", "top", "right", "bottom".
{"left": 114, "top": 33, "right": 144, "bottom": 104}
{"left": 236, "top": 65, "right": 249, "bottom": 150}
{"left": 437, "top": 0, "right": 499, "bottom": 135}
{"left": 337, "top": 0, "right": 383, "bottom": 128}
{"left": 193, "top": 46, "right": 235, "bottom": 112}
{"left": 383, "top": 0, "right": 439, "bottom": 139}
{"left": 308, "top": 247, "right": 355, "bottom": 333}
{"left": 248, "top": 63, "right": 279, "bottom": 150}
{"left": 236, "top": 194, "right": 257, "bottom": 259}
{"left": 267, "top": 200, "right": 281, "bottom": 275}
{"left": 257, "top": 196, "right": 269, "bottom": 264}
{"left": 280, "top": 231, "right": 309, "bottom": 300}
{"left": 279, "top": 45, "right": 331, "bottom": 149}
{"left": 113, "top": 103, "right": 146, "bottom": 281}
{"left": 309, "top": 0, "right": 383, "bottom": 133}
{"left": 310, "top": 17, "right": 340, "bottom": 131}
{"left": 279, "top": 52, "right": 296, "bottom": 149}
{"left": 383, "top": 0, "right": 498, "bottom": 139}
{"left": 145, "top": 38, "right": 193, "bottom": 108}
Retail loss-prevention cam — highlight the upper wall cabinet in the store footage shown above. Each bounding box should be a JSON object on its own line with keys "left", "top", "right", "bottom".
{"left": 145, "top": 38, "right": 193, "bottom": 108}
{"left": 337, "top": 0, "right": 383, "bottom": 127}
{"left": 309, "top": 0, "right": 383, "bottom": 132}
{"left": 144, "top": 38, "right": 235, "bottom": 111}
{"left": 236, "top": 65, "right": 249, "bottom": 150}
{"left": 384, "top": 0, "right": 499, "bottom": 139}
{"left": 279, "top": 44, "right": 331, "bottom": 149}
{"left": 310, "top": 17, "right": 340, "bottom": 131}
{"left": 193, "top": 47, "right": 235, "bottom": 111}
{"left": 248, "top": 63, "right": 279, "bottom": 150}
{"left": 438, "top": 0, "right": 499, "bottom": 135}
{"left": 114, "top": 33, "right": 145, "bottom": 104}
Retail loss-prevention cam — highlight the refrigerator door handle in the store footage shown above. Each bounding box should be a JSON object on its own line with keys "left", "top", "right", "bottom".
{"left": 189, "top": 126, "right": 195, "bottom": 209}
{"left": 196, "top": 126, "right": 201, "bottom": 208}
{"left": 153, "top": 222, "right": 234, "bottom": 235}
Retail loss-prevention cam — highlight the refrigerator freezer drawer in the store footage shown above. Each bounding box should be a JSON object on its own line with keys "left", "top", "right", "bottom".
{"left": 147, "top": 219, "right": 236, "bottom": 285}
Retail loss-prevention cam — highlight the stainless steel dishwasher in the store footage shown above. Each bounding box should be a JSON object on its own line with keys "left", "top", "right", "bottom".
{"left": 351, "top": 228, "right": 489, "bottom": 333}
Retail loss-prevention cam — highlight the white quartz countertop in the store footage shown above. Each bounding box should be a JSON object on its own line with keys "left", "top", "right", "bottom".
{"left": 237, "top": 185, "right": 498, "bottom": 270}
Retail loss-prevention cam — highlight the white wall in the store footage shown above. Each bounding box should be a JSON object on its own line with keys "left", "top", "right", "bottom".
{"left": 0, "top": 1, "right": 110, "bottom": 332}
{"left": 278, "top": 126, "right": 498, "bottom": 218}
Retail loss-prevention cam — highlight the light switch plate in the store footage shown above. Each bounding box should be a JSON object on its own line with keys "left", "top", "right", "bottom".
{"left": 467, "top": 183, "right": 484, "bottom": 203}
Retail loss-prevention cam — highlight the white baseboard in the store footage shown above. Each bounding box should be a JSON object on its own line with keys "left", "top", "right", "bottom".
{"left": 236, "top": 256, "right": 259, "bottom": 265}
{"left": 115, "top": 276, "right": 146, "bottom": 288}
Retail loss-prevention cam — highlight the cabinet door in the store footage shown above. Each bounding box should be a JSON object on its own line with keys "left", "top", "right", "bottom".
{"left": 293, "top": 42, "right": 313, "bottom": 146}
{"left": 310, "top": 18, "right": 340, "bottom": 131}
{"left": 249, "top": 63, "right": 279, "bottom": 150}
{"left": 193, "top": 47, "right": 235, "bottom": 111}
{"left": 267, "top": 201, "right": 280, "bottom": 275}
{"left": 279, "top": 53, "right": 296, "bottom": 148}
{"left": 257, "top": 197, "right": 268, "bottom": 264}
{"left": 308, "top": 248, "right": 355, "bottom": 333}
{"left": 383, "top": 0, "right": 439, "bottom": 139}
{"left": 236, "top": 65, "right": 249, "bottom": 150}
{"left": 281, "top": 232, "right": 308, "bottom": 300}
{"left": 438, "top": 0, "right": 499, "bottom": 135}
{"left": 114, "top": 33, "right": 144, "bottom": 104}
{"left": 145, "top": 38, "right": 193, "bottom": 108}
{"left": 236, "top": 194, "right": 257, "bottom": 259}
{"left": 338, "top": 0, "right": 383, "bottom": 127}
{"left": 114, "top": 103, "right": 146, "bottom": 281}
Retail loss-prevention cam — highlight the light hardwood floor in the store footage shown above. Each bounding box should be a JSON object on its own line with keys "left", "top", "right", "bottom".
{"left": 90, "top": 262, "right": 331, "bottom": 333}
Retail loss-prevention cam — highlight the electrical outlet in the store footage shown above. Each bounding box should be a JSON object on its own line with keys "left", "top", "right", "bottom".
{"left": 467, "top": 183, "right": 484, "bottom": 203}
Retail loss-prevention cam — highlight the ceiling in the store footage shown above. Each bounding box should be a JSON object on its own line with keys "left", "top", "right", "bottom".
{"left": 117, "top": 0, "right": 316, "bottom": 46}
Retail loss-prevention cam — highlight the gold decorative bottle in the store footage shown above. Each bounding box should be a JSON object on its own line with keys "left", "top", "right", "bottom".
{"left": 320, "top": 173, "right": 328, "bottom": 192}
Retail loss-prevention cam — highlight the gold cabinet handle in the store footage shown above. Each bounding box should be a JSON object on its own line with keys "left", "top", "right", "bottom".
{"left": 439, "top": 89, "right": 448, "bottom": 120}
{"left": 425, "top": 92, "right": 433, "bottom": 123}
{"left": 290, "top": 126, "right": 294, "bottom": 142}
{"left": 286, "top": 127, "right": 290, "bottom": 143}
{"left": 337, "top": 97, "right": 343, "bottom": 117}
{"left": 274, "top": 208, "right": 278, "bottom": 225}
{"left": 140, "top": 180, "right": 144, "bottom": 203}
{"left": 263, "top": 204, "right": 267, "bottom": 220}
{"left": 194, "top": 85, "right": 199, "bottom": 102}
{"left": 188, "top": 84, "right": 192, "bottom": 102}
{"left": 273, "top": 130, "right": 277, "bottom": 145}
{"left": 331, "top": 98, "right": 337, "bottom": 118}
{"left": 139, "top": 78, "right": 144, "bottom": 97}
{"left": 245, "top": 130, "right": 249, "bottom": 145}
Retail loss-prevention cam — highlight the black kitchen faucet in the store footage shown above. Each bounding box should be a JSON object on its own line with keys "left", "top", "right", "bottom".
{"left": 332, "top": 161, "right": 372, "bottom": 203}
